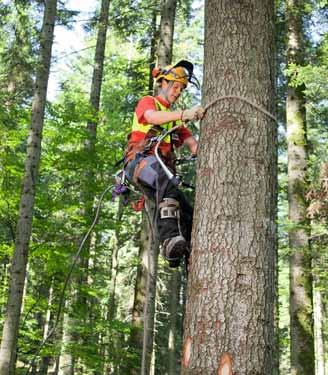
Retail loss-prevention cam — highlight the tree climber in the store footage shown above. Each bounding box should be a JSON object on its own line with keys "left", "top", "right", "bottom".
{"left": 124, "top": 60, "right": 204, "bottom": 267}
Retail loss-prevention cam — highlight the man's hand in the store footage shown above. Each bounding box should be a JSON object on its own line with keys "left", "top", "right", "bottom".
{"left": 181, "top": 105, "right": 205, "bottom": 122}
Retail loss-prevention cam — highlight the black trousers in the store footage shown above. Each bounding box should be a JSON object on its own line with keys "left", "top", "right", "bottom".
{"left": 125, "top": 155, "right": 193, "bottom": 244}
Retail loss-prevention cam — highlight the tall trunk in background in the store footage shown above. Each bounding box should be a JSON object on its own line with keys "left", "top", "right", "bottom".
{"left": 3, "top": 1, "right": 35, "bottom": 105}
{"left": 286, "top": 1, "right": 314, "bottom": 374}
{"left": 148, "top": 9, "right": 159, "bottom": 95}
{"left": 128, "top": 5, "right": 160, "bottom": 373}
{"left": 128, "top": 213, "right": 149, "bottom": 375}
{"left": 313, "top": 284, "right": 325, "bottom": 375}
{"left": 86, "top": 0, "right": 110, "bottom": 144}
{"left": 103, "top": 201, "right": 124, "bottom": 374}
{"left": 156, "top": 0, "right": 177, "bottom": 67}
{"left": 157, "top": 2, "right": 181, "bottom": 368}
{"left": 57, "top": 0, "right": 110, "bottom": 370}
{"left": 0, "top": 1, "right": 58, "bottom": 373}
{"left": 182, "top": 1, "right": 277, "bottom": 374}
{"left": 140, "top": 1, "right": 178, "bottom": 374}
{"left": 167, "top": 269, "right": 181, "bottom": 375}
{"left": 38, "top": 284, "right": 54, "bottom": 375}
{"left": 58, "top": 300, "right": 75, "bottom": 375}
{"left": 141, "top": 202, "right": 160, "bottom": 375}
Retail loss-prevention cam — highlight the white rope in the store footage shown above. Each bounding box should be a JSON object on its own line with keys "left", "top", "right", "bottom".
{"left": 204, "top": 94, "right": 277, "bottom": 122}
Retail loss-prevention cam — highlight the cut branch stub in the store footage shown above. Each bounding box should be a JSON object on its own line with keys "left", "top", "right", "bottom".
{"left": 217, "top": 352, "right": 233, "bottom": 375}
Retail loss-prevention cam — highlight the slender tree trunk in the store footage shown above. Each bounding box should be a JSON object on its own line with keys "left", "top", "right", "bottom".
{"left": 156, "top": 2, "right": 181, "bottom": 369}
{"left": 182, "top": 1, "right": 276, "bottom": 374}
{"left": 87, "top": 0, "right": 110, "bottom": 143}
{"left": 286, "top": 1, "right": 314, "bottom": 374}
{"left": 39, "top": 283, "right": 54, "bottom": 375}
{"left": 148, "top": 9, "right": 158, "bottom": 95}
{"left": 0, "top": 1, "right": 58, "bottom": 373}
{"left": 314, "top": 285, "right": 325, "bottom": 375}
{"left": 103, "top": 201, "right": 123, "bottom": 374}
{"left": 156, "top": 0, "right": 177, "bottom": 66}
{"left": 141, "top": 201, "right": 160, "bottom": 375}
{"left": 167, "top": 270, "right": 181, "bottom": 375}
{"left": 57, "top": 1, "right": 111, "bottom": 370}
{"left": 0, "top": 260, "right": 10, "bottom": 317}
{"left": 128, "top": 213, "right": 150, "bottom": 375}
{"left": 128, "top": 6, "right": 160, "bottom": 372}
{"left": 58, "top": 299, "right": 75, "bottom": 375}
{"left": 107, "top": 201, "right": 123, "bottom": 322}
{"left": 140, "top": 1, "right": 178, "bottom": 373}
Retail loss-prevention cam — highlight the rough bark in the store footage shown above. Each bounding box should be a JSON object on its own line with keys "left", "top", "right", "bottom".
{"left": 156, "top": 0, "right": 177, "bottom": 67}
{"left": 182, "top": 1, "right": 276, "bottom": 374}
{"left": 0, "top": 1, "right": 58, "bottom": 373}
{"left": 286, "top": 1, "right": 315, "bottom": 374}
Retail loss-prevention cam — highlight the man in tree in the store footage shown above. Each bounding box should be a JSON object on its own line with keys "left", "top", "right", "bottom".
{"left": 125, "top": 60, "right": 204, "bottom": 267}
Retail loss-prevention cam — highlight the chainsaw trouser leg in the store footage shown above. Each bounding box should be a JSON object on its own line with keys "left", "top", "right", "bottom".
{"left": 125, "top": 155, "right": 193, "bottom": 248}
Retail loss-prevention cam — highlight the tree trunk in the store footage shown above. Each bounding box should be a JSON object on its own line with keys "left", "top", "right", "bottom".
{"left": 141, "top": 201, "right": 160, "bottom": 375}
{"left": 87, "top": 0, "right": 110, "bottom": 144}
{"left": 58, "top": 300, "right": 75, "bottom": 375}
{"left": 156, "top": 0, "right": 177, "bottom": 66}
{"left": 0, "top": 1, "right": 58, "bottom": 373}
{"left": 286, "top": 1, "right": 314, "bottom": 374}
{"left": 141, "top": 1, "right": 178, "bottom": 372}
{"left": 133, "top": 1, "right": 178, "bottom": 373}
{"left": 314, "top": 286, "right": 325, "bottom": 375}
{"left": 39, "top": 283, "right": 54, "bottom": 375}
{"left": 148, "top": 9, "right": 158, "bottom": 95}
{"left": 182, "top": 1, "right": 276, "bottom": 374}
{"left": 107, "top": 200, "right": 123, "bottom": 322}
{"left": 0, "top": 260, "right": 10, "bottom": 317}
{"left": 128, "top": 213, "right": 150, "bottom": 375}
{"left": 128, "top": 6, "right": 161, "bottom": 367}
{"left": 57, "top": 0, "right": 111, "bottom": 370}
{"left": 167, "top": 269, "right": 181, "bottom": 375}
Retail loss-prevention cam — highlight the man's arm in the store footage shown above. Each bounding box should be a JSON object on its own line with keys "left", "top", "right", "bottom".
{"left": 144, "top": 109, "right": 182, "bottom": 125}
{"left": 144, "top": 105, "right": 205, "bottom": 125}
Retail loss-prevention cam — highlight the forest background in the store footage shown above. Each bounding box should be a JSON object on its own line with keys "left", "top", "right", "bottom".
{"left": 0, "top": 0, "right": 327, "bottom": 374}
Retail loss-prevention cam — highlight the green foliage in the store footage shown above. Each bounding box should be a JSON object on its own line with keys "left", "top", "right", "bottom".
{"left": 1, "top": 0, "right": 328, "bottom": 373}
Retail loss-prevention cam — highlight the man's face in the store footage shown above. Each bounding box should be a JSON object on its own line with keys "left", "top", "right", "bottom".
{"left": 162, "top": 80, "right": 185, "bottom": 104}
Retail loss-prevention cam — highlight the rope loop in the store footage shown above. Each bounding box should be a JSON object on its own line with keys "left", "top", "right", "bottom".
{"left": 204, "top": 95, "right": 278, "bottom": 123}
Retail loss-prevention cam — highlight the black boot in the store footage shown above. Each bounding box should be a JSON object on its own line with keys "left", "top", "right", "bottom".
{"left": 162, "top": 235, "right": 189, "bottom": 268}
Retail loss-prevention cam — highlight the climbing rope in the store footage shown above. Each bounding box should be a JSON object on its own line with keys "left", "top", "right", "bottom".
{"left": 154, "top": 94, "right": 277, "bottom": 186}
{"left": 204, "top": 94, "right": 277, "bottom": 122}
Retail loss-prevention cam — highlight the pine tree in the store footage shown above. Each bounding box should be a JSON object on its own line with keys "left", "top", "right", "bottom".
{"left": 140, "top": 1, "right": 178, "bottom": 373}
{"left": 57, "top": 0, "right": 111, "bottom": 372}
{"left": 182, "top": 1, "right": 277, "bottom": 373}
{"left": 0, "top": 0, "right": 58, "bottom": 373}
{"left": 286, "top": 0, "right": 315, "bottom": 373}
